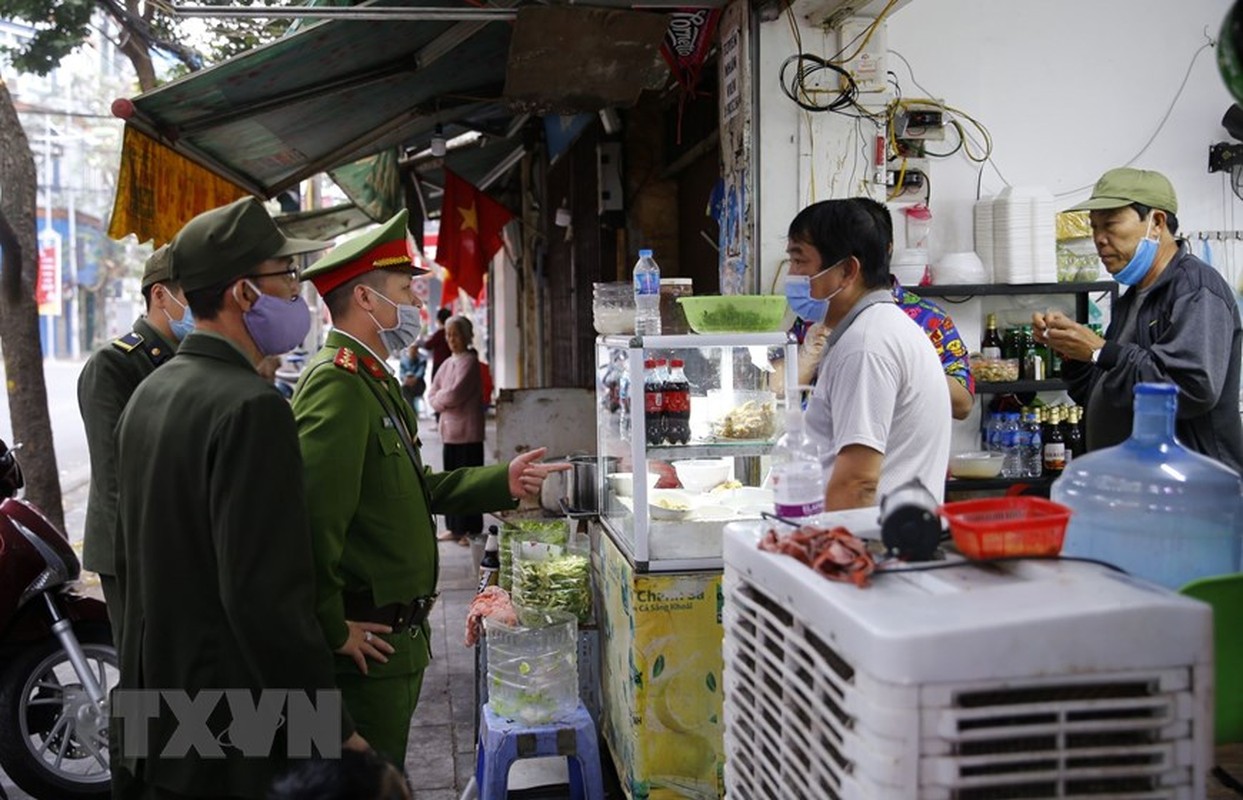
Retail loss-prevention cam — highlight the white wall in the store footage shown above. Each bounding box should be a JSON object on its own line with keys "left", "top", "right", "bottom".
{"left": 756, "top": 0, "right": 1243, "bottom": 451}
{"left": 886, "top": 0, "right": 1241, "bottom": 262}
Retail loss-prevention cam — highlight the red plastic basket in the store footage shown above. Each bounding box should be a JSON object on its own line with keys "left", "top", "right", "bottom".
{"left": 939, "top": 497, "right": 1072, "bottom": 560}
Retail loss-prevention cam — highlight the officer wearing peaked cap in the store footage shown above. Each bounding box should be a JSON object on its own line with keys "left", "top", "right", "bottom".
{"left": 78, "top": 245, "right": 190, "bottom": 639}
{"left": 292, "top": 208, "right": 568, "bottom": 765}
{"left": 112, "top": 197, "right": 369, "bottom": 800}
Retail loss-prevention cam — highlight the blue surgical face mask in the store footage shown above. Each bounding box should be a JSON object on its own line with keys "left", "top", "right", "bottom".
{"left": 1113, "top": 219, "right": 1159, "bottom": 286}
{"left": 783, "top": 262, "right": 844, "bottom": 323}
{"left": 367, "top": 289, "right": 423, "bottom": 355}
{"left": 163, "top": 293, "right": 194, "bottom": 342}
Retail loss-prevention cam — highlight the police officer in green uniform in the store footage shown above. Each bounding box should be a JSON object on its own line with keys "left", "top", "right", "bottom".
{"left": 113, "top": 198, "right": 369, "bottom": 800}
{"left": 78, "top": 245, "right": 192, "bottom": 636}
{"left": 293, "top": 209, "right": 568, "bottom": 766}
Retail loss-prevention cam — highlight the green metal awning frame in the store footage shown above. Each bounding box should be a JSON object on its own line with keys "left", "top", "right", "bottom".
{"left": 119, "top": 0, "right": 526, "bottom": 215}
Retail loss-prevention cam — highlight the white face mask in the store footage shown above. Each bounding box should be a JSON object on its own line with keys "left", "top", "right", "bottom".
{"left": 367, "top": 289, "right": 423, "bottom": 354}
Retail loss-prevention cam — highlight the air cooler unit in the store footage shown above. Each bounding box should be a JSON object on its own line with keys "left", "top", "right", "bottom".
{"left": 722, "top": 517, "right": 1213, "bottom": 800}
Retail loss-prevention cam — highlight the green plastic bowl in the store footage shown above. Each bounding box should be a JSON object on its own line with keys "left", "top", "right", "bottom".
{"left": 677, "top": 295, "right": 788, "bottom": 333}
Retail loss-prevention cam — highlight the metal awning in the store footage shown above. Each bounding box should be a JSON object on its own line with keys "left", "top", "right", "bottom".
{"left": 109, "top": 0, "right": 700, "bottom": 242}
{"left": 117, "top": 0, "right": 519, "bottom": 199}
{"left": 275, "top": 203, "right": 374, "bottom": 240}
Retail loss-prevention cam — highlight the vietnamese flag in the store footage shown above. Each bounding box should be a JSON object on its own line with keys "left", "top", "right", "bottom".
{"left": 436, "top": 169, "right": 514, "bottom": 305}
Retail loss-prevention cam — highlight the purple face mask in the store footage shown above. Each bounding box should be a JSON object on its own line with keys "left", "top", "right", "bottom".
{"left": 237, "top": 280, "right": 311, "bottom": 356}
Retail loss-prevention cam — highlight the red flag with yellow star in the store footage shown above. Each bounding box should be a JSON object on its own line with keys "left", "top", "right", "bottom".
{"left": 436, "top": 169, "right": 514, "bottom": 306}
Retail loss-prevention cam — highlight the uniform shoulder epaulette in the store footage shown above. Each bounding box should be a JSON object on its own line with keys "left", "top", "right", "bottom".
{"left": 333, "top": 347, "right": 358, "bottom": 374}
{"left": 111, "top": 331, "right": 144, "bottom": 353}
{"left": 359, "top": 355, "right": 387, "bottom": 380}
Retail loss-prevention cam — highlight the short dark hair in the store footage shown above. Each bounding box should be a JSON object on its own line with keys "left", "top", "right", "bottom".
{"left": 437, "top": 308, "right": 452, "bottom": 325}
{"left": 787, "top": 198, "right": 890, "bottom": 290}
{"left": 267, "top": 749, "right": 410, "bottom": 800}
{"left": 1130, "top": 202, "right": 1180, "bottom": 235}
{"left": 185, "top": 279, "right": 234, "bottom": 321}
{"left": 141, "top": 279, "right": 181, "bottom": 311}
{"left": 322, "top": 270, "right": 393, "bottom": 320}
{"left": 853, "top": 197, "right": 894, "bottom": 266}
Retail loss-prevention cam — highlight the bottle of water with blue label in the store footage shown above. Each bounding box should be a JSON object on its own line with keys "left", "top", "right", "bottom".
{"left": 633, "top": 249, "right": 662, "bottom": 336}
{"left": 1000, "top": 412, "right": 1022, "bottom": 478}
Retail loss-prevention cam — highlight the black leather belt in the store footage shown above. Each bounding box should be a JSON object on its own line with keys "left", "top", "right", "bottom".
{"left": 342, "top": 592, "right": 438, "bottom": 634}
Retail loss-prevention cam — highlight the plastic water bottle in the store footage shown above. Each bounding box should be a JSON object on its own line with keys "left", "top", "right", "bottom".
{"left": 633, "top": 249, "right": 662, "bottom": 336}
{"left": 985, "top": 411, "right": 1002, "bottom": 452}
{"left": 770, "top": 410, "right": 824, "bottom": 521}
{"left": 1052, "top": 383, "right": 1243, "bottom": 589}
{"left": 1000, "top": 412, "right": 1021, "bottom": 478}
{"left": 1020, "top": 409, "right": 1043, "bottom": 478}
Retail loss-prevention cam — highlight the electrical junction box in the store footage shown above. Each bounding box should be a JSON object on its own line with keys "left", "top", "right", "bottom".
{"left": 895, "top": 108, "right": 945, "bottom": 140}
{"left": 837, "top": 16, "right": 887, "bottom": 95}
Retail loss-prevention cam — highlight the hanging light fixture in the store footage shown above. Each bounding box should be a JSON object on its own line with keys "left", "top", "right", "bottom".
{"left": 430, "top": 124, "right": 447, "bottom": 158}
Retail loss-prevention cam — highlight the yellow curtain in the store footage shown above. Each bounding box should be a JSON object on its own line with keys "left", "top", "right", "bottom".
{"left": 107, "top": 126, "right": 250, "bottom": 246}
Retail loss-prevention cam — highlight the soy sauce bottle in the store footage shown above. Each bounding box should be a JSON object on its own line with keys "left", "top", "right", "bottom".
{"left": 643, "top": 359, "right": 664, "bottom": 445}
{"left": 663, "top": 359, "right": 691, "bottom": 444}
{"left": 1042, "top": 406, "right": 1066, "bottom": 477}
{"left": 1063, "top": 405, "right": 1085, "bottom": 462}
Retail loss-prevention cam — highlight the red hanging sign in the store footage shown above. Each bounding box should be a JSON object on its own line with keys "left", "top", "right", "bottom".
{"left": 661, "top": 9, "right": 722, "bottom": 144}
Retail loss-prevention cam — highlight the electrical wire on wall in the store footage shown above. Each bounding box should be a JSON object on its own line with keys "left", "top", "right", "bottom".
{"left": 891, "top": 34, "right": 1215, "bottom": 201}
{"left": 778, "top": 0, "right": 898, "bottom": 122}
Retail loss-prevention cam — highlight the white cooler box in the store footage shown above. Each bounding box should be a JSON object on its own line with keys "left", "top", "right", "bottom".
{"left": 721, "top": 515, "right": 1214, "bottom": 799}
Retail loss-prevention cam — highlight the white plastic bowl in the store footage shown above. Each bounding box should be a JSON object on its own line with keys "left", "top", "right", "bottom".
{"left": 673, "top": 459, "right": 732, "bottom": 494}
{"left": 949, "top": 451, "right": 1005, "bottom": 479}
{"left": 650, "top": 489, "right": 695, "bottom": 521}
{"left": 932, "top": 251, "right": 987, "bottom": 284}
{"left": 607, "top": 471, "right": 660, "bottom": 498}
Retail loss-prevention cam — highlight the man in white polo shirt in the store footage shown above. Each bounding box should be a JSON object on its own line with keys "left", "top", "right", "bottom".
{"left": 784, "top": 197, "right": 951, "bottom": 509}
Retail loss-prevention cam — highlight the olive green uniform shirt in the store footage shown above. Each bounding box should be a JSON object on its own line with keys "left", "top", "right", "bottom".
{"left": 293, "top": 330, "right": 516, "bottom": 678}
{"left": 77, "top": 317, "right": 176, "bottom": 575}
{"left": 114, "top": 331, "right": 351, "bottom": 799}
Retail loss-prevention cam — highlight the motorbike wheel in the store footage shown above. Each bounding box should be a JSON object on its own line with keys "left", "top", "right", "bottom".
{"left": 0, "top": 621, "right": 116, "bottom": 799}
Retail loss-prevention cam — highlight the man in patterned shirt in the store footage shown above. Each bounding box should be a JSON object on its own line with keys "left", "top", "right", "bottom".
{"left": 889, "top": 277, "right": 975, "bottom": 419}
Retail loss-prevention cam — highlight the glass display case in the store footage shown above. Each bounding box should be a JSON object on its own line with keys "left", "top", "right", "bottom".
{"left": 595, "top": 333, "right": 799, "bottom": 572}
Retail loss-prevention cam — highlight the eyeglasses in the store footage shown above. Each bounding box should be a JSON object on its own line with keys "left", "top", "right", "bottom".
{"left": 250, "top": 268, "right": 301, "bottom": 283}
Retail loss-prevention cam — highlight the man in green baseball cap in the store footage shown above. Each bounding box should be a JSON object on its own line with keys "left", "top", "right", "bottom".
{"left": 111, "top": 198, "right": 370, "bottom": 800}
{"left": 1032, "top": 167, "right": 1243, "bottom": 471}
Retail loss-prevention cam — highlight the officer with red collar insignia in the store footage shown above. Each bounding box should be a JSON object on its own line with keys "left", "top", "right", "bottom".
{"left": 293, "top": 209, "right": 568, "bottom": 765}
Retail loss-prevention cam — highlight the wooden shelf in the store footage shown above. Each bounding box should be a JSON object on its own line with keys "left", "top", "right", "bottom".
{"left": 946, "top": 475, "right": 1057, "bottom": 494}
{"left": 909, "top": 281, "right": 1117, "bottom": 298}
{"left": 977, "top": 379, "right": 1068, "bottom": 394}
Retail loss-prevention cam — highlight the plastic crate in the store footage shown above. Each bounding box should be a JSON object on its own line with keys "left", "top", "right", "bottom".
{"left": 939, "top": 496, "right": 1071, "bottom": 559}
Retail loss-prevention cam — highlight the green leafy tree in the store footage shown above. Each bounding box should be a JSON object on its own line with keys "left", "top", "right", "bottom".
{"left": 0, "top": 0, "right": 288, "bottom": 526}
{"left": 0, "top": 0, "right": 291, "bottom": 92}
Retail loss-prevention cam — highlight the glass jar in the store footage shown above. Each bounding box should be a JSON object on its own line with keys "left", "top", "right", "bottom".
{"left": 593, "top": 281, "right": 635, "bottom": 335}
{"left": 658, "top": 278, "right": 693, "bottom": 335}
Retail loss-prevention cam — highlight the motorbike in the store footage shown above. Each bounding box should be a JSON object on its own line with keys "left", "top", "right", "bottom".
{"left": 0, "top": 439, "right": 115, "bottom": 799}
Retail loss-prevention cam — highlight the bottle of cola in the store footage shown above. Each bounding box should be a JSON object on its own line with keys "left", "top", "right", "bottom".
{"left": 663, "top": 359, "right": 691, "bottom": 444}
{"left": 644, "top": 359, "right": 664, "bottom": 446}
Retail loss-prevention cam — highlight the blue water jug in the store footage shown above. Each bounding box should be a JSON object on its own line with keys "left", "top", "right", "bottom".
{"left": 1051, "top": 383, "right": 1243, "bottom": 589}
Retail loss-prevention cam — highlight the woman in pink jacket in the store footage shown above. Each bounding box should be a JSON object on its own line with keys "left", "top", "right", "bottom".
{"left": 428, "top": 315, "right": 485, "bottom": 545}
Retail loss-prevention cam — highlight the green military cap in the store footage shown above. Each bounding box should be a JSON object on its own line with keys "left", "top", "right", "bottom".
{"left": 1066, "top": 167, "right": 1179, "bottom": 214}
{"left": 301, "top": 209, "right": 428, "bottom": 296}
{"left": 170, "top": 197, "right": 330, "bottom": 292}
{"left": 140, "top": 244, "right": 173, "bottom": 290}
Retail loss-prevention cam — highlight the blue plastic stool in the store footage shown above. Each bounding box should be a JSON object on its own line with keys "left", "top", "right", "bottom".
{"left": 475, "top": 702, "right": 605, "bottom": 800}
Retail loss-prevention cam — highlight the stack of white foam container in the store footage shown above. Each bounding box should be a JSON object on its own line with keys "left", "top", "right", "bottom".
{"left": 973, "top": 198, "right": 995, "bottom": 282}
{"left": 979, "top": 186, "right": 1058, "bottom": 284}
